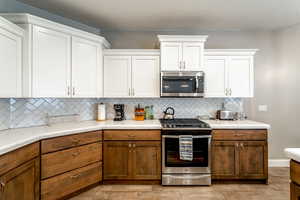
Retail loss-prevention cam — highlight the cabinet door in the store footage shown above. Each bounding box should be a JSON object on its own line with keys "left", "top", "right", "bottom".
{"left": 72, "top": 37, "right": 102, "bottom": 97}
{"left": 103, "top": 141, "right": 131, "bottom": 180}
{"left": 0, "top": 158, "right": 39, "bottom": 200}
{"left": 132, "top": 141, "right": 161, "bottom": 180}
{"left": 238, "top": 141, "right": 267, "bottom": 179}
{"left": 228, "top": 56, "right": 254, "bottom": 97}
{"left": 161, "top": 42, "right": 182, "bottom": 71}
{"left": 212, "top": 141, "right": 237, "bottom": 179}
{"left": 182, "top": 42, "right": 204, "bottom": 71}
{"left": 0, "top": 26, "right": 22, "bottom": 97}
{"left": 131, "top": 56, "right": 160, "bottom": 97}
{"left": 104, "top": 56, "right": 131, "bottom": 97}
{"left": 204, "top": 56, "right": 228, "bottom": 97}
{"left": 32, "top": 26, "right": 71, "bottom": 97}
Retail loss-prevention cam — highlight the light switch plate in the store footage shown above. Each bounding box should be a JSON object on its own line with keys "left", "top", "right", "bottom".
{"left": 258, "top": 105, "right": 268, "bottom": 112}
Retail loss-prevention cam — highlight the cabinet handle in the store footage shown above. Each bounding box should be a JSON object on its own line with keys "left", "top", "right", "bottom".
{"left": 132, "top": 88, "right": 135, "bottom": 96}
{"left": 133, "top": 144, "right": 136, "bottom": 148}
{"left": 73, "top": 87, "right": 75, "bottom": 96}
{"left": 128, "top": 143, "right": 132, "bottom": 148}
{"left": 71, "top": 152, "right": 79, "bottom": 157}
{"left": 240, "top": 143, "right": 244, "bottom": 149}
{"left": 128, "top": 88, "right": 131, "bottom": 96}
{"left": 70, "top": 174, "right": 80, "bottom": 179}
{"left": 0, "top": 181, "right": 5, "bottom": 192}
{"left": 67, "top": 86, "right": 71, "bottom": 96}
{"left": 225, "top": 89, "right": 228, "bottom": 96}
{"left": 183, "top": 61, "right": 186, "bottom": 69}
{"left": 229, "top": 89, "right": 232, "bottom": 96}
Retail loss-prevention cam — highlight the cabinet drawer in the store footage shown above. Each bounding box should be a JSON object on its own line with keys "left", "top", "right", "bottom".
{"left": 104, "top": 130, "right": 161, "bottom": 141}
{"left": 41, "top": 143, "right": 102, "bottom": 179}
{"left": 213, "top": 130, "right": 267, "bottom": 141}
{"left": 291, "top": 160, "right": 300, "bottom": 185}
{"left": 41, "top": 131, "right": 102, "bottom": 154}
{"left": 41, "top": 162, "right": 102, "bottom": 200}
{"left": 0, "top": 142, "right": 39, "bottom": 176}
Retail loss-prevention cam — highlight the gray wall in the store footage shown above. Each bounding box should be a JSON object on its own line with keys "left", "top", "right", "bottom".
{"left": 0, "top": 0, "right": 101, "bottom": 34}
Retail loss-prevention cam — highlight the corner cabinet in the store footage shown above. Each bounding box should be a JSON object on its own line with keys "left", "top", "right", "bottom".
{"left": 0, "top": 16, "right": 24, "bottom": 97}
{"left": 0, "top": 143, "right": 40, "bottom": 200}
{"left": 1, "top": 13, "right": 110, "bottom": 98}
{"left": 103, "top": 50, "right": 160, "bottom": 98}
{"left": 158, "top": 35, "right": 208, "bottom": 71}
{"left": 204, "top": 50, "right": 257, "bottom": 98}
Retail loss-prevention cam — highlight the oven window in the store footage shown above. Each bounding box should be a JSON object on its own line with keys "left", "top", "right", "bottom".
{"left": 162, "top": 76, "right": 196, "bottom": 93}
{"left": 165, "top": 137, "right": 209, "bottom": 167}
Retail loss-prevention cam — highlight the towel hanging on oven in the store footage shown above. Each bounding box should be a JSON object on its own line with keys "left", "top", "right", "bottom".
{"left": 179, "top": 135, "right": 193, "bottom": 161}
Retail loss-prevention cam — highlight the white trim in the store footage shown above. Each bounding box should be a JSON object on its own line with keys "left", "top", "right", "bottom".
{"left": 104, "top": 49, "right": 160, "bottom": 56}
{"left": 0, "top": 13, "right": 110, "bottom": 48}
{"left": 158, "top": 35, "right": 208, "bottom": 42}
{"left": 205, "top": 49, "right": 259, "bottom": 56}
{"left": 0, "top": 16, "right": 24, "bottom": 36}
{"left": 269, "top": 159, "right": 290, "bottom": 167}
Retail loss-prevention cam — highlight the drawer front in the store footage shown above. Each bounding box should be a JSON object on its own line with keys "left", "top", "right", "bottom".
{"left": 291, "top": 160, "right": 300, "bottom": 185}
{"left": 104, "top": 130, "right": 161, "bottom": 141}
{"left": 41, "top": 143, "right": 102, "bottom": 179}
{"left": 0, "top": 142, "right": 40, "bottom": 176}
{"left": 41, "top": 162, "right": 102, "bottom": 200}
{"left": 41, "top": 131, "right": 102, "bottom": 154}
{"left": 213, "top": 130, "right": 267, "bottom": 141}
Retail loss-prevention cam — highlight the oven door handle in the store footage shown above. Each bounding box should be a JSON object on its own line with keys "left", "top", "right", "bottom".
{"left": 162, "top": 135, "right": 211, "bottom": 139}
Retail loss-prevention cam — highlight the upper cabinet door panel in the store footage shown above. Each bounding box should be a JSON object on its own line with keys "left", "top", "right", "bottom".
{"left": 104, "top": 56, "right": 131, "bottom": 97}
{"left": 204, "top": 56, "right": 228, "bottom": 97}
{"left": 182, "top": 42, "right": 204, "bottom": 71}
{"left": 131, "top": 56, "right": 160, "bottom": 97}
{"left": 72, "top": 37, "right": 102, "bottom": 98}
{"left": 228, "top": 56, "right": 253, "bottom": 98}
{"left": 0, "top": 28, "right": 22, "bottom": 97}
{"left": 160, "top": 42, "right": 182, "bottom": 71}
{"left": 32, "top": 26, "right": 71, "bottom": 97}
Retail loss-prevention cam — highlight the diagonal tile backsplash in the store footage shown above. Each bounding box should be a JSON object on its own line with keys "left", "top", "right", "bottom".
{"left": 0, "top": 98, "right": 243, "bottom": 130}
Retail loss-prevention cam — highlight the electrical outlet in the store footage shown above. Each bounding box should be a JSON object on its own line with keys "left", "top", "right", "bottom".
{"left": 258, "top": 105, "right": 268, "bottom": 112}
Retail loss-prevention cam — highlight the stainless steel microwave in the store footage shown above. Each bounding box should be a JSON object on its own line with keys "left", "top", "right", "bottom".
{"left": 161, "top": 71, "right": 205, "bottom": 97}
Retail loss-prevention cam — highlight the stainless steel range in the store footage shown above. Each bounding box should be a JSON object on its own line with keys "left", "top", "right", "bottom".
{"left": 160, "top": 118, "right": 212, "bottom": 186}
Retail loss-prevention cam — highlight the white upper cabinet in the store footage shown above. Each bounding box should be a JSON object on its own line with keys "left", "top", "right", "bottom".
{"left": 204, "top": 50, "right": 257, "bottom": 98}
{"left": 160, "top": 42, "right": 182, "bottom": 71}
{"left": 182, "top": 42, "right": 204, "bottom": 71}
{"left": 132, "top": 56, "right": 160, "bottom": 97}
{"left": 1, "top": 14, "right": 110, "bottom": 98}
{"left": 158, "top": 35, "right": 208, "bottom": 71}
{"left": 0, "top": 17, "right": 24, "bottom": 97}
{"left": 72, "top": 36, "right": 102, "bottom": 97}
{"left": 204, "top": 56, "right": 228, "bottom": 97}
{"left": 32, "top": 26, "right": 71, "bottom": 97}
{"left": 103, "top": 50, "right": 160, "bottom": 98}
{"left": 104, "top": 56, "right": 131, "bottom": 97}
{"left": 228, "top": 56, "right": 254, "bottom": 98}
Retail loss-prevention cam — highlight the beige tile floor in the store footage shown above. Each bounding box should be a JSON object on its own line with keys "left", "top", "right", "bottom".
{"left": 70, "top": 168, "right": 290, "bottom": 200}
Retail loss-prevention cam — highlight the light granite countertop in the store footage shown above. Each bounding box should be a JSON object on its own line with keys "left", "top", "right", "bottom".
{"left": 0, "top": 119, "right": 270, "bottom": 156}
{"left": 285, "top": 148, "right": 300, "bottom": 163}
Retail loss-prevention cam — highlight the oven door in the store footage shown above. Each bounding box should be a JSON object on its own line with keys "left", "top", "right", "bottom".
{"left": 160, "top": 72, "right": 204, "bottom": 97}
{"left": 162, "top": 135, "right": 211, "bottom": 174}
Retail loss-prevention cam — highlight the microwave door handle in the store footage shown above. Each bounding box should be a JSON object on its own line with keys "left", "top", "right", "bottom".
{"left": 196, "top": 77, "right": 199, "bottom": 89}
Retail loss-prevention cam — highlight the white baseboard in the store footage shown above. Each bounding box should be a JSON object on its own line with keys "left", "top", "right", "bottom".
{"left": 269, "top": 159, "right": 290, "bottom": 167}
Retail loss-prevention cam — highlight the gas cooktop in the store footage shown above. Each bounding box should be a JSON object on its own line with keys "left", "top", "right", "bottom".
{"left": 159, "top": 118, "right": 211, "bottom": 130}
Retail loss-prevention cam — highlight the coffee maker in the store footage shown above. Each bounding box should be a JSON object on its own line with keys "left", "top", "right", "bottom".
{"left": 113, "top": 104, "right": 125, "bottom": 121}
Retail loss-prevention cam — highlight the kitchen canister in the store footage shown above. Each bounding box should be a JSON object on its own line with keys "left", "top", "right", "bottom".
{"left": 97, "top": 103, "right": 106, "bottom": 121}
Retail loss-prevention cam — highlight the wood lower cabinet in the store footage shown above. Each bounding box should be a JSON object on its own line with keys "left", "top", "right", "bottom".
{"left": 103, "top": 130, "right": 161, "bottom": 182}
{"left": 103, "top": 141, "right": 131, "bottom": 180}
{"left": 0, "top": 158, "right": 39, "bottom": 200}
{"left": 290, "top": 160, "right": 300, "bottom": 199}
{"left": 212, "top": 130, "right": 268, "bottom": 181}
{"left": 212, "top": 141, "right": 237, "bottom": 178}
{"left": 0, "top": 143, "right": 40, "bottom": 200}
{"left": 41, "top": 131, "right": 102, "bottom": 200}
{"left": 132, "top": 141, "right": 161, "bottom": 180}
